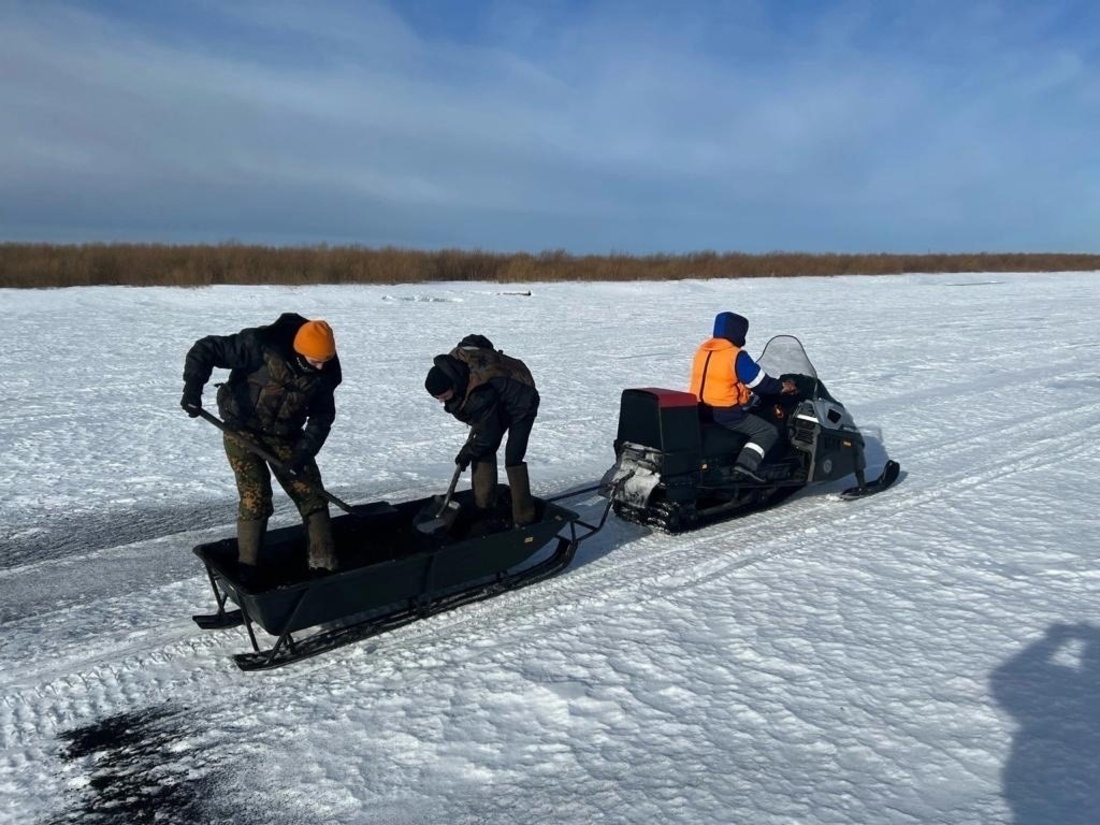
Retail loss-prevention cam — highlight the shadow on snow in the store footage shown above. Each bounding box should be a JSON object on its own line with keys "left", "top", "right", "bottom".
{"left": 990, "top": 622, "right": 1100, "bottom": 825}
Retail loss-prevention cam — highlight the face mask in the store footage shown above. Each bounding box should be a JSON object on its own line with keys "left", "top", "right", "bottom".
{"left": 295, "top": 354, "right": 320, "bottom": 373}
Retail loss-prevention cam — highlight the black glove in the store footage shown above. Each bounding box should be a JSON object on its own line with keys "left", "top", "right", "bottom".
{"left": 180, "top": 382, "right": 203, "bottom": 417}
{"left": 455, "top": 445, "right": 475, "bottom": 471}
{"left": 287, "top": 444, "right": 313, "bottom": 476}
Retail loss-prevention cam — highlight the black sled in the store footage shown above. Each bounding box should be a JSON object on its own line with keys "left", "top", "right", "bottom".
{"left": 601, "top": 335, "right": 900, "bottom": 532}
{"left": 192, "top": 484, "right": 610, "bottom": 670}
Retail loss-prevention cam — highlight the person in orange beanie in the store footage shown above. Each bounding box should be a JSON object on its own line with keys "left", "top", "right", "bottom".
{"left": 181, "top": 314, "right": 342, "bottom": 579}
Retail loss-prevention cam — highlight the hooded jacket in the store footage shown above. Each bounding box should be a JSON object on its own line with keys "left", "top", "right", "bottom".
{"left": 431, "top": 340, "right": 539, "bottom": 460}
{"left": 689, "top": 312, "right": 783, "bottom": 422}
{"left": 183, "top": 313, "right": 343, "bottom": 458}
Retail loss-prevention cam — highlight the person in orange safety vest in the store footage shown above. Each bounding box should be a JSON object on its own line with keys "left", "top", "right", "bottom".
{"left": 690, "top": 311, "right": 797, "bottom": 482}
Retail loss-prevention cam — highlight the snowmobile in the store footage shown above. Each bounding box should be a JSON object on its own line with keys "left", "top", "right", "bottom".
{"left": 601, "top": 335, "right": 900, "bottom": 532}
{"left": 191, "top": 482, "right": 611, "bottom": 671}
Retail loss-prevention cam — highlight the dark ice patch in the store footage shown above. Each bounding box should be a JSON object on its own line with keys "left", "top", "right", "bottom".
{"left": 2, "top": 498, "right": 236, "bottom": 570}
{"left": 43, "top": 705, "right": 282, "bottom": 825}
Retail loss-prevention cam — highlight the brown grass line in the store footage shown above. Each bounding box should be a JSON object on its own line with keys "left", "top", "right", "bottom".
{"left": 2, "top": 242, "right": 1099, "bottom": 288}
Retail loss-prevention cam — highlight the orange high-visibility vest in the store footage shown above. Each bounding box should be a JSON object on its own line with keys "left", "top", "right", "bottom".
{"left": 690, "top": 338, "right": 752, "bottom": 407}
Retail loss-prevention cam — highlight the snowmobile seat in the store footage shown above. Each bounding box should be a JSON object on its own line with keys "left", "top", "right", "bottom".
{"left": 699, "top": 422, "right": 748, "bottom": 457}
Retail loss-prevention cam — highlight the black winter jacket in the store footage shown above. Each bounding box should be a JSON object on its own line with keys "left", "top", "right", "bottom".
{"left": 443, "top": 373, "right": 540, "bottom": 459}
{"left": 183, "top": 313, "right": 343, "bottom": 458}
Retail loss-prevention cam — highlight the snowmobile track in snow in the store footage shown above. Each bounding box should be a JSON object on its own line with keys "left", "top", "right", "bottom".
{"left": 2, "top": 398, "right": 1095, "bottom": 728}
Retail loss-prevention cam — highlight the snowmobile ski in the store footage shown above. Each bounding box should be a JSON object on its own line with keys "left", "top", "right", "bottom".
{"left": 839, "top": 460, "right": 901, "bottom": 500}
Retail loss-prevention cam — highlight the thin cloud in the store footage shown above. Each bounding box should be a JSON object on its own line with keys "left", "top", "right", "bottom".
{"left": 1, "top": 0, "right": 1097, "bottom": 251}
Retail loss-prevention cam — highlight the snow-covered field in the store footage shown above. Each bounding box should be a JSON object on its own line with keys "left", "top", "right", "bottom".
{"left": 2, "top": 273, "right": 1098, "bottom": 824}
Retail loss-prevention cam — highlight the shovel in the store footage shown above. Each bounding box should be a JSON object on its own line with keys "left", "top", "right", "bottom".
{"left": 193, "top": 408, "right": 379, "bottom": 519}
{"left": 413, "top": 463, "right": 464, "bottom": 535}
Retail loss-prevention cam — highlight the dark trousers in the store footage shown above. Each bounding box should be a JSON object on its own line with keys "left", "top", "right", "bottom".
{"left": 503, "top": 414, "right": 536, "bottom": 467}
{"left": 717, "top": 413, "right": 782, "bottom": 469}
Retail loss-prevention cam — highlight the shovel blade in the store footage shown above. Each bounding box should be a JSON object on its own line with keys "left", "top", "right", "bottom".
{"left": 414, "top": 495, "right": 462, "bottom": 534}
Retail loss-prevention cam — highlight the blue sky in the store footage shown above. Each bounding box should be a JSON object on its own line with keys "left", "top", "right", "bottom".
{"left": 2, "top": 0, "right": 1098, "bottom": 253}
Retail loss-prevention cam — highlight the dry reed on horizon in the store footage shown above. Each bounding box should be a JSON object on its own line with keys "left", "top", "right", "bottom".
{"left": 2, "top": 242, "right": 1098, "bottom": 288}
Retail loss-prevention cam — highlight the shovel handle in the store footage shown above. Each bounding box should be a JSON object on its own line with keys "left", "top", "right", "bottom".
{"left": 193, "top": 408, "right": 359, "bottom": 517}
{"left": 434, "top": 464, "right": 464, "bottom": 517}
{"left": 431, "top": 429, "right": 478, "bottom": 516}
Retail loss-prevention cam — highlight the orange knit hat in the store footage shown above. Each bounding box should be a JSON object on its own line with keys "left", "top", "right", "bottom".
{"left": 293, "top": 320, "right": 336, "bottom": 360}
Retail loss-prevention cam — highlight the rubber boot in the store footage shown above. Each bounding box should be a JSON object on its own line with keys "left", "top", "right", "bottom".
{"left": 236, "top": 517, "right": 267, "bottom": 588}
{"left": 733, "top": 443, "right": 767, "bottom": 483}
{"left": 469, "top": 457, "right": 502, "bottom": 536}
{"left": 305, "top": 508, "right": 338, "bottom": 575}
{"left": 506, "top": 463, "right": 537, "bottom": 527}
{"left": 472, "top": 456, "right": 498, "bottom": 511}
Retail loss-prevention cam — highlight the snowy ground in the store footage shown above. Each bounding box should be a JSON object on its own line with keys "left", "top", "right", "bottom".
{"left": 1, "top": 273, "right": 1098, "bottom": 824}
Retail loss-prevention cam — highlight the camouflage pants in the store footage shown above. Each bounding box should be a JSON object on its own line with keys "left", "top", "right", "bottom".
{"left": 223, "top": 433, "right": 328, "bottom": 521}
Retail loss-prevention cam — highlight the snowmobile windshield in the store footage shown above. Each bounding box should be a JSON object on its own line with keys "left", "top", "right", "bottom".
{"left": 756, "top": 335, "right": 817, "bottom": 380}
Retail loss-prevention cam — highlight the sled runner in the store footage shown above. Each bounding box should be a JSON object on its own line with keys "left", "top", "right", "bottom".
{"left": 601, "top": 335, "right": 901, "bottom": 532}
{"left": 192, "top": 485, "right": 611, "bottom": 671}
